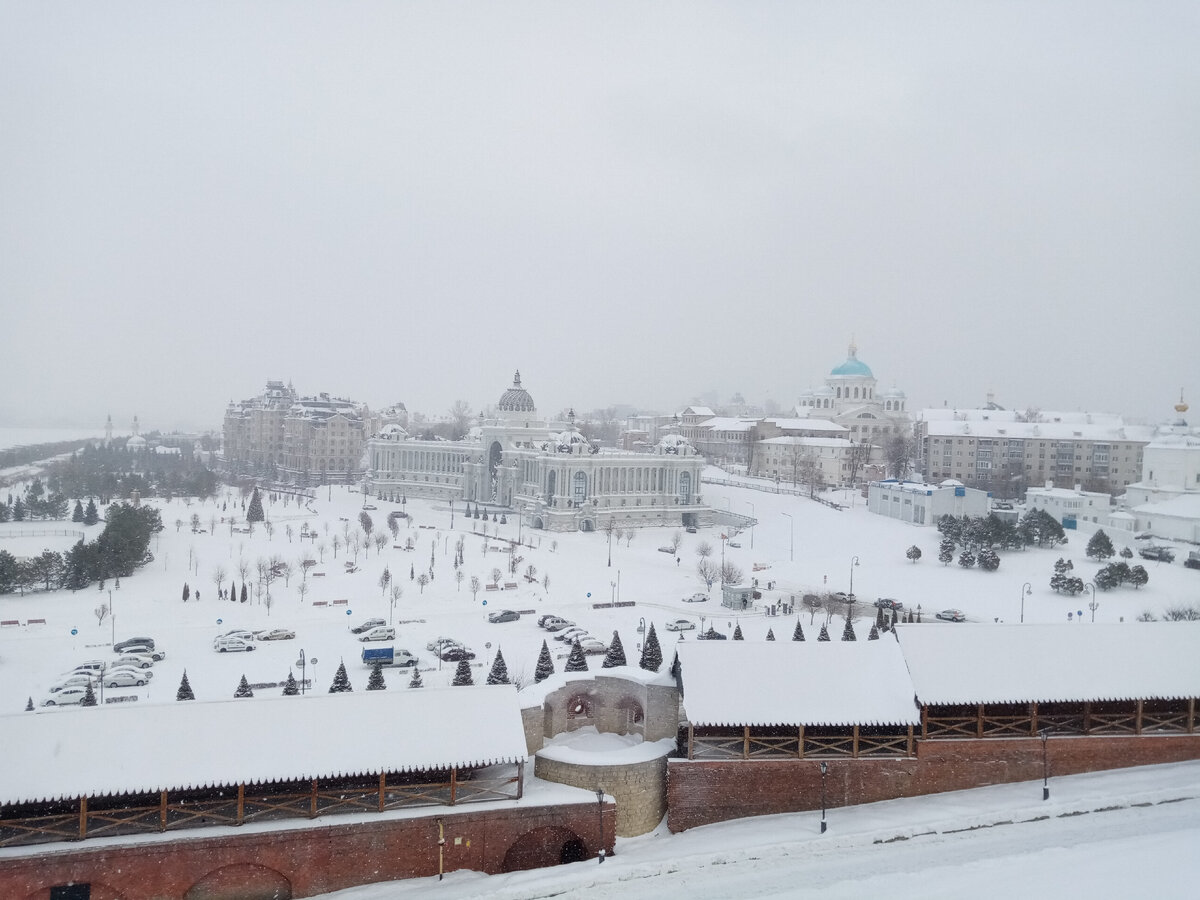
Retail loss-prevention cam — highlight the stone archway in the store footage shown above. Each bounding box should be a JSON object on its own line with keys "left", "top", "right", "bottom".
{"left": 502, "top": 825, "right": 590, "bottom": 872}
{"left": 185, "top": 864, "right": 292, "bottom": 900}
{"left": 579, "top": 519, "right": 594, "bottom": 532}
{"left": 532, "top": 516, "right": 545, "bottom": 530}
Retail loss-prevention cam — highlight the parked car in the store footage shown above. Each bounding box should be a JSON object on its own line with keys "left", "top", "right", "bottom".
{"left": 555, "top": 627, "right": 591, "bottom": 643}
{"left": 542, "top": 618, "right": 576, "bottom": 632}
{"left": 72, "top": 660, "right": 107, "bottom": 676}
{"left": 683, "top": 593, "right": 709, "bottom": 603}
{"left": 363, "top": 504, "right": 377, "bottom": 511}
{"left": 874, "top": 598, "right": 904, "bottom": 611}
{"left": 108, "top": 665, "right": 152, "bottom": 680}
{"left": 41, "top": 687, "right": 91, "bottom": 707}
{"left": 438, "top": 646, "right": 476, "bottom": 662}
{"left": 665, "top": 618, "right": 696, "bottom": 632}
{"left": 578, "top": 638, "right": 608, "bottom": 655}
{"left": 214, "top": 636, "right": 256, "bottom": 652}
{"left": 212, "top": 630, "right": 255, "bottom": 649}
{"left": 728, "top": 541, "right": 741, "bottom": 548}
{"left": 350, "top": 618, "right": 387, "bottom": 634}
{"left": 358, "top": 626, "right": 396, "bottom": 642}
{"left": 255, "top": 628, "right": 296, "bottom": 641}
{"left": 1186, "top": 551, "right": 1200, "bottom": 570}
{"left": 113, "top": 654, "right": 154, "bottom": 669}
{"left": 685, "top": 526, "right": 698, "bottom": 533}
{"left": 117, "top": 645, "right": 166, "bottom": 660}
{"left": 1139, "top": 546, "right": 1176, "bottom": 563}
{"left": 657, "top": 546, "right": 676, "bottom": 553}
{"left": 537, "top": 614, "right": 564, "bottom": 627}
{"left": 50, "top": 674, "right": 97, "bottom": 693}
{"left": 935, "top": 609, "right": 966, "bottom": 622}
{"left": 426, "top": 637, "right": 462, "bottom": 652}
{"left": 113, "top": 637, "right": 155, "bottom": 653}
{"left": 105, "top": 669, "right": 148, "bottom": 688}
{"left": 487, "top": 609, "right": 520, "bottom": 624}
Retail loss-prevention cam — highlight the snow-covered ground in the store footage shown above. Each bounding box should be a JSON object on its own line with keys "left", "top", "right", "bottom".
{"left": 317, "top": 761, "right": 1200, "bottom": 899}
{"left": 2, "top": 474, "right": 1195, "bottom": 707}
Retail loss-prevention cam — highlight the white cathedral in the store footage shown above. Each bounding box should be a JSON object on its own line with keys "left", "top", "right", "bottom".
{"left": 367, "top": 372, "right": 712, "bottom": 533}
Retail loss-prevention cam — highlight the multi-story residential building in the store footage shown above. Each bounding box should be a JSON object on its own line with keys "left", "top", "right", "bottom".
{"left": 915, "top": 407, "right": 1152, "bottom": 499}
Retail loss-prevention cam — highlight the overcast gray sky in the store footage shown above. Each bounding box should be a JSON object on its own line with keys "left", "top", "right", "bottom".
{"left": 2, "top": 2, "right": 1196, "bottom": 432}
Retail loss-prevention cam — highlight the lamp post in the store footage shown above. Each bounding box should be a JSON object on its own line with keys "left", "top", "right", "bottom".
{"left": 848, "top": 556, "right": 859, "bottom": 602}
{"left": 610, "top": 580, "right": 616, "bottom": 604}
{"left": 596, "top": 787, "right": 606, "bottom": 863}
{"left": 1085, "top": 582, "right": 1098, "bottom": 622}
{"left": 108, "top": 589, "right": 114, "bottom": 646}
{"left": 721, "top": 533, "right": 728, "bottom": 585}
{"left": 607, "top": 525, "right": 612, "bottom": 568}
{"left": 745, "top": 501, "right": 755, "bottom": 549}
{"left": 1020, "top": 582, "right": 1032, "bottom": 624}
{"left": 781, "top": 512, "right": 793, "bottom": 562}
{"left": 819, "top": 761, "right": 828, "bottom": 833}
{"left": 449, "top": 499, "right": 454, "bottom": 529}
{"left": 298, "top": 649, "right": 306, "bottom": 695}
{"left": 1040, "top": 729, "right": 1051, "bottom": 800}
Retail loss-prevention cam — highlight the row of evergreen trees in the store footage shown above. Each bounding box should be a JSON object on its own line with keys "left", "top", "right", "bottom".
{"left": 43, "top": 441, "right": 218, "bottom": 501}
{"left": 0, "top": 479, "right": 70, "bottom": 522}
{"left": 936, "top": 509, "right": 1066, "bottom": 552}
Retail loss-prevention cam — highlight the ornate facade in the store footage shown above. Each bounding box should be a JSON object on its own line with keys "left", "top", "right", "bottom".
{"left": 795, "top": 340, "right": 911, "bottom": 448}
{"left": 368, "top": 372, "right": 712, "bottom": 533}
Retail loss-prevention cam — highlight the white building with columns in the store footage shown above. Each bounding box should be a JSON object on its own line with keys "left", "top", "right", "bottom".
{"left": 367, "top": 372, "right": 712, "bottom": 534}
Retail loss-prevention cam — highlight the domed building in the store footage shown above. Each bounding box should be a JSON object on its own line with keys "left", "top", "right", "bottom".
{"left": 367, "top": 372, "right": 712, "bottom": 533}
{"left": 796, "top": 340, "right": 911, "bottom": 450}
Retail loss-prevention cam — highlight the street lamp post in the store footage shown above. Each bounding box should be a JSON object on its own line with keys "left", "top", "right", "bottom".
{"left": 848, "top": 556, "right": 859, "bottom": 601}
{"left": 819, "top": 761, "right": 828, "bottom": 833}
{"left": 721, "top": 534, "right": 727, "bottom": 585}
{"left": 1020, "top": 582, "right": 1032, "bottom": 624}
{"left": 1040, "top": 729, "right": 1051, "bottom": 800}
{"left": 781, "top": 512, "right": 793, "bottom": 562}
{"left": 449, "top": 499, "right": 454, "bottom": 529}
{"left": 108, "top": 589, "right": 114, "bottom": 646}
{"left": 745, "top": 501, "right": 755, "bottom": 549}
{"left": 1085, "top": 582, "right": 1098, "bottom": 622}
{"left": 298, "top": 649, "right": 306, "bottom": 695}
{"left": 596, "top": 788, "right": 606, "bottom": 863}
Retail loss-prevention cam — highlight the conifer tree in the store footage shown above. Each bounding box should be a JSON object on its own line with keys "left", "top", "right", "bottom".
{"left": 841, "top": 618, "right": 857, "bottom": 641}
{"left": 876, "top": 606, "right": 885, "bottom": 629}
{"left": 452, "top": 658, "right": 474, "bottom": 686}
{"left": 906, "top": 544, "right": 922, "bottom": 563}
{"left": 83, "top": 498, "right": 99, "bottom": 525}
{"left": 240, "top": 583, "right": 248, "bottom": 604}
{"left": 487, "top": 649, "right": 511, "bottom": 684}
{"left": 1086, "top": 529, "right": 1116, "bottom": 561}
{"left": 792, "top": 620, "right": 805, "bottom": 641}
{"left": 282, "top": 672, "right": 299, "bottom": 696}
{"left": 176, "top": 671, "right": 195, "bottom": 701}
{"left": 408, "top": 666, "right": 424, "bottom": 688}
{"left": 25, "top": 696, "right": 34, "bottom": 711}
{"left": 938, "top": 539, "right": 955, "bottom": 565}
{"left": 329, "top": 661, "right": 353, "bottom": 693}
{"left": 72, "top": 500, "right": 84, "bottom": 523}
{"left": 246, "top": 487, "right": 265, "bottom": 523}
{"left": 234, "top": 675, "right": 254, "bottom": 698}
{"left": 602, "top": 631, "right": 627, "bottom": 668}
{"left": 818, "top": 623, "right": 831, "bottom": 641}
{"left": 766, "top": 628, "right": 775, "bottom": 641}
{"left": 367, "top": 660, "right": 387, "bottom": 690}
{"left": 182, "top": 582, "right": 190, "bottom": 602}
{"left": 565, "top": 639, "right": 589, "bottom": 672}
{"left": 639, "top": 623, "right": 662, "bottom": 671}
{"left": 534, "top": 639, "right": 555, "bottom": 682}
{"left": 868, "top": 624, "right": 880, "bottom": 640}
{"left": 81, "top": 682, "right": 97, "bottom": 706}
{"left": 732, "top": 623, "right": 744, "bottom": 640}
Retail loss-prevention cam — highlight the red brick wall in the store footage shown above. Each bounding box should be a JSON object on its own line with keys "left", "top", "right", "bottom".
{"left": 668, "top": 734, "right": 1200, "bottom": 831}
{"left": 0, "top": 802, "right": 615, "bottom": 900}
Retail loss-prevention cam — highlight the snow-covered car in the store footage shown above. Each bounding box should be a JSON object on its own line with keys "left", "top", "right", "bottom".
{"left": 212, "top": 630, "right": 255, "bottom": 649}
{"left": 665, "top": 619, "right": 696, "bottom": 632}
{"left": 555, "top": 627, "right": 590, "bottom": 643}
{"left": 578, "top": 639, "right": 608, "bottom": 655}
{"left": 426, "top": 637, "right": 462, "bottom": 652}
{"left": 214, "top": 636, "right": 256, "bottom": 652}
{"left": 438, "top": 646, "right": 476, "bottom": 662}
{"left": 113, "top": 654, "right": 154, "bottom": 669}
{"left": 683, "top": 593, "right": 709, "bottom": 603}
{"left": 487, "top": 609, "right": 520, "bottom": 624}
{"left": 113, "top": 637, "right": 155, "bottom": 653}
{"left": 108, "top": 665, "right": 152, "bottom": 680}
{"left": 49, "top": 674, "right": 97, "bottom": 693}
{"left": 350, "top": 618, "right": 387, "bottom": 634}
{"left": 41, "top": 687, "right": 91, "bottom": 706}
{"left": 358, "top": 626, "right": 396, "bottom": 642}
{"left": 537, "top": 614, "right": 565, "bottom": 628}
{"left": 728, "top": 541, "right": 741, "bottom": 548}
{"left": 104, "top": 669, "right": 149, "bottom": 688}
{"left": 256, "top": 628, "right": 296, "bottom": 641}
{"left": 542, "top": 618, "right": 576, "bottom": 632}
{"left": 72, "top": 660, "right": 107, "bottom": 676}
{"left": 117, "top": 645, "right": 166, "bottom": 660}
{"left": 657, "top": 546, "right": 675, "bottom": 553}
{"left": 935, "top": 609, "right": 966, "bottom": 622}
{"left": 873, "top": 598, "right": 904, "bottom": 611}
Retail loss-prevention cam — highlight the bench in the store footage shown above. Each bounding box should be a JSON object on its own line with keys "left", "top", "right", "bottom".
{"left": 503, "top": 582, "right": 519, "bottom": 590}
{"left": 26, "top": 618, "right": 46, "bottom": 626}
{"left": 332, "top": 599, "right": 348, "bottom": 606}
{"left": 0, "top": 620, "right": 19, "bottom": 628}
{"left": 485, "top": 584, "right": 499, "bottom": 591}
{"left": 312, "top": 601, "right": 329, "bottom": 607}
{"left": 312, "top": 572, "right": 326, "bottom": 578}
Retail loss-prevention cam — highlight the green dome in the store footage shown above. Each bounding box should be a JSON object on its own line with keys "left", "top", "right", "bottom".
{"left": 831, "top": 341, "right": 872, "bottom": 377}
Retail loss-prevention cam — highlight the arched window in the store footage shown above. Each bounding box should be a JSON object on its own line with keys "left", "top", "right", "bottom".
{"left": 854, "top": 387, "right": 860, "bottom": 399}
{"left": 573, "top": 471, "right": 587, "bottom": 502}
{"left": 836, "top": 387, "right": 841, "bottom": 398}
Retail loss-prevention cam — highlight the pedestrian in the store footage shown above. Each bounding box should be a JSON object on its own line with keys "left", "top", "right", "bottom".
{"left": 676, "top": 557, "right": 680, "bottom": 566}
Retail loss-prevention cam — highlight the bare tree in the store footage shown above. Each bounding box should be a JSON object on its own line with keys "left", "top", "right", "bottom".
{"left": 297, "top": 581, "right": 309, "bottom": 604}
{"left": 697, "top": 558, "right": 718, "bottom": 590}
{"left": 720, "top": 561, "right": 744, "bottom": 585}
{"left": 490, "top": 567, "right": 502, "bottom": 586}
{"left": 374, "top": 531, "right": 389, "bottom": 554}
{"left": 281, "top": 561, "right": 294, "bottom": 587}
{"left": 695, "top": 541, "right": 713, "bottom": 559}
{"left": 670, "top": 530, "right": 683, "bottom": 553}
{"left": 317, "top": 540, "right": 327, "bottom": 563}
{"left": 624, "top": 529, "right": 635, "bottom": 548}
{"left": 212, "top": 565, "right": 227, "bottom": 597}
{"left": 379, "top": 567, "right": 392, "bottom": 596}
{"left": 190, "top": 513, "right": 201, "bottom": 532}
{"left": 331, "top": 535, "right": 342, "bottom": 559}
{"left": 470, "top": 576, "right": 481, "bottom": 601}
{"left": 542, "top": 573, "right": 550, "bottom": 592}
{"left": 456, "top": 569, "right": 465, "bottom": 591}
{"left": 264, "top": 521, "right": 275, "bottom": 541}
{"left": 285, "top": 524, "right": 294, "bottom": 543}
{"left": 417, "top": 572, "right": 430, "bottom": 594}
{"left": 803, "top": 593, "right": 822, "bottom": 624}
{"left": 237, "top": 558, "right": 250, "bottom": 581}
{"left": 95, "top": 603, "right": 109, "bottom": 627}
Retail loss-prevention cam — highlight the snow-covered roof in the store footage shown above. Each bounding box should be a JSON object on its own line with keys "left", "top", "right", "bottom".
{"left": 3, "top": 686, "right": 528, "bottom": 806}
{"left": 1130, "top": 493, "right": 1200, "bottom": 519}
{"left": 759, "top": 436, "right": 853, "bottom": 448}
{"left": 675, "top": 640, "right": 919, "bottom": 727}
{"left": 922, "top": 417, "right": 1154, "bottom": 443}
{"left": 761, "top": 418, "right": 847, "bottom": 434}
{"left": 898, "top": 624, "right": 1200, "bottom": 706}
{"left": 696, "top": 417, "right": 757, "bottom": 433}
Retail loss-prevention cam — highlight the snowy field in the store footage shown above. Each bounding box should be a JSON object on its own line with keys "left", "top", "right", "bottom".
{"left": 2, "top": 473, "right": 1197, "bottom": 708}
{"left": 318, "top": 761, "right": 1200, "bottom": 899}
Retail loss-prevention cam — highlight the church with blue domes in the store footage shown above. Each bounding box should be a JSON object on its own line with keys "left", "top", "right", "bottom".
{"left": 796, "top": 340, "right": 912, "bottom": 450}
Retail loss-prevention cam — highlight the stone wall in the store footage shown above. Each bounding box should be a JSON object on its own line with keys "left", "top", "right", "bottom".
{"left": 0, "top": 801, "right": 613, "bottom": 900}
{"left": 667, "top": 733, "right": 1200, "bottom": 831}
{"left": 536, "top": 752, "right": 669, "bottom": 837}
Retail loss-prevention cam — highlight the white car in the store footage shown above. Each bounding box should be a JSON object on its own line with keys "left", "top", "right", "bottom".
{"left": 214, "top": 636, "right": 256, "bottom": 652}
{"left": 556, "top": 627, "right": 591, "bottom": 643}
{"left": 108, "top": 665, "right": 153, "bottom": 680}
{"left": 213, "top": 630, "right": 255, "bottom": 649}
{"left": 72, "top": 660, "right": 107, "bottom": 676}
{"left": 114, "top": 654, "right": 155, "bottom": 669}
{"left": 578, "top": 638, "right": 608, "bottom": 655}
{"left": 115, "top": 644, "right": 165, "bottom": 660}
{"left": 49, "top": 674, "right": 98, "bottom": 693}
{"left": 358, "top": 626, "right": 396, "bottom": 642}
{"left": 41, "top": 687, "right": 91, "bottom": 707}
{"left": 426, "top": 637, "right": 462, "bottom": 652}
{"left": 104, "top": 669, "right": 149, "bottom": 688}
{"left": 665, "top": 618, "right": 696, "bottom": 632}
{"left": 683, "top": 593, "right": 709, "bottom": 603}
{"left": 255, "top": 628, "right": 296, "bottom": 641}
